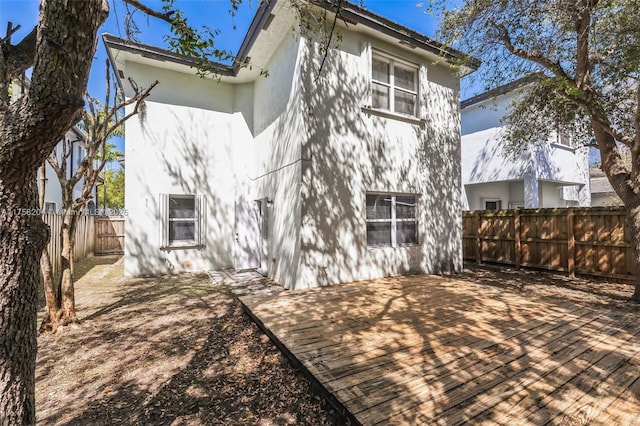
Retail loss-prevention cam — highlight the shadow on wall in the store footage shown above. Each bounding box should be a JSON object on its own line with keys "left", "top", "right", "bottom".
{"left": 248, "top": 34, "right": 305, "bottom": 289}
{"left": 467, "top": 132, "right": 563, "bottom": 185}
{"left": 125, "top": 108, "right": 234, "bottom": 276}
{"left": 296, "top": 38, "right": 463, "bottom": 288}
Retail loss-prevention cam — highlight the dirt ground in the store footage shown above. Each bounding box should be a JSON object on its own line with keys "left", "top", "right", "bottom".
{"left": 458, "top": 262, "right": 640, "bottom": 314}
{"left": 36, "top": 258, "right": 639, "bottom": 425}
{"left": 36, "top": 257, "right": 342, "bottom": 425}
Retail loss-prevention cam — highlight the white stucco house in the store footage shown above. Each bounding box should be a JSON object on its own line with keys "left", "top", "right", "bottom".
{"left": 10, "top": 80, "right": 98, "bottom": 213}
{"left": 590, "top": 167, "right": 623, "bottom": 206}
{"left": 104, "top": 0, "right": 479, "bottom": 289}
{"left": 461, "top": 76, "right": 591, "bottom": 210}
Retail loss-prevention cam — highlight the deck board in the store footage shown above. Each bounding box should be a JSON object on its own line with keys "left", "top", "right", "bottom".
{"left": 240, "top": 275, "right": 640, "bottom": 425}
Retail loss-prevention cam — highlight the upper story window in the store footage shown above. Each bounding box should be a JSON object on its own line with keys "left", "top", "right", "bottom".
{"left": 371, "top": 52, "right": 418, "bottom": 117}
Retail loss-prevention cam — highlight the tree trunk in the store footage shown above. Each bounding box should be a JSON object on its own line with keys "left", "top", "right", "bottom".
{"left": 38, "top": 165, "right": 46, "bottom": 211}
{"left": 0, "top": 180, "right": 49, "bottom": 423}
{"left": 628, "top": 206, "right": 640, "bottom": 302}
{"left": 59, "top": 212, "right": 79, "bottom": 323}
{"left": 0, "top": 0, "right": 108, "bottom": 421}
{"left": 40, "top": 210, "right": 80, "bottom": 332}
{"left": 38, "top": 163, "right": 63, "bottom": 333}
{"left": 39, "top": 246, "right": 62, "bottom": 333}
{"left": 590, "top": 119, "right": 640, "bottom": 302}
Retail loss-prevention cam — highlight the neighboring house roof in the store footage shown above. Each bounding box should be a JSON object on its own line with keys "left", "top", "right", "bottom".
{"left": 589, "top": 168, "right": 617, "bottom": 195}
{"left": 104, "top": 0, "right": 479, "bottom": 89}
{"left": 461, "top": 72, "right": 545, "bottom": 109}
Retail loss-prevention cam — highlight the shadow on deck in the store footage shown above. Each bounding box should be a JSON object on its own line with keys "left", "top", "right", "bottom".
{"left": 240, "top": 275, "right": 640, "bottom": 425}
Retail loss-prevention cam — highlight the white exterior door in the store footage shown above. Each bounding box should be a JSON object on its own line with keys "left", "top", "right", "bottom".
{"left": 234, "top": 200, "right": 261, "bottom": 270}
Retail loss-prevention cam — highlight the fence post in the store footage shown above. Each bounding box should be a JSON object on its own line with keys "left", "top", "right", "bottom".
{"left": 567, "top": 208, "right": 575, "bottom": 278}
{"left": 475, "top": 211, "right": 482, "bottom": 265}
{"left": 514, "top": 209, "right": 521, "bottom": 270}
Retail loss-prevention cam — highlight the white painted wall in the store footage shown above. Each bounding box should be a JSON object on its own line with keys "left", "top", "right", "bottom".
{"left": 592, "top": 193, "right": 623, "bottom": 207}
{"left": 122, "top": 60, "right": 248, "bottom": 276}
{"left": 464, "top": 181, "right": 511, "bottom": 210}
{"left": 250, "top": 34, "right": 306, "bottom": 289}
{"left": 118, "top": 17, "right": 464, "bottom": 289}
{"left": 461, "top": 89, "right": 591, "bottom": 209}
{"left": 296, "top": 32, "right": 462, "bottom": 287}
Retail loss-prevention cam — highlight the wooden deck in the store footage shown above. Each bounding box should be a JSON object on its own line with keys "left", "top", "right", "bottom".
{"left": 240, "top": 275, "right": 640, "bottom": 425}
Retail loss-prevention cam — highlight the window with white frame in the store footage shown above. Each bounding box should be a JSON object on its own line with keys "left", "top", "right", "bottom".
{"left": 160, "top": 194, "right": 205, "bottom": 248}
{"left": 484, "top": 199, "right": 502, "bottom": 210}
{"left": 366, "top": 193, "right": 418, "bottom": 247}
{"left": 371, "top": 52, "right": 418, "bottom": 117}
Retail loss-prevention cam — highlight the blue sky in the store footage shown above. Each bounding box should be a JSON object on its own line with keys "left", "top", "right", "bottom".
{"left": 1, "top": 0, "right": 469, "bottom": 152}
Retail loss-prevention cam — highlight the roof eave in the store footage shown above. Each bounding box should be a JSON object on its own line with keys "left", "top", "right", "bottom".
{"left": 313, "top": 0, "right": 480, "bottom": 73}
{"left": 461, "top": 71, "right": 547, "bottom": 109}
{"left": 103, "top": 34, "right": 236, "bottom": 89}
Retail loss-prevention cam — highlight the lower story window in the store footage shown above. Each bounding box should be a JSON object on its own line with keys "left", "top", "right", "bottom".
{"left": 160, "top": 194, "right": 205, "bottom": 248}
{"left": 366, "top": 193, "right": 418, "bottom": 247}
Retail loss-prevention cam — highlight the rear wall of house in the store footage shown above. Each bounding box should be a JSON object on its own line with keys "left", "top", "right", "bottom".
{"left": 297, "top": 31, "right": 463, "bottom": 287}
{"left": 122, "top": 62, "right": 253, "bottom": 276}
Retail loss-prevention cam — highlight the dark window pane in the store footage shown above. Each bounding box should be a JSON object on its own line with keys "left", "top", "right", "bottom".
{"left": 169, "top": 221, "right": 196, "bottom": 242}
{"left": 169, "top": 196, "right": 195, "bottom": 218}
{"left": 397, "top": 222, "right": 417, "bottom": 245}
{"left": 367, "top": 222, "right": 391, "bottom": 246}
{"left": 394, "top": 90, "right": 416, "bottom": 116}
{"left": 372, "top": 83, "right": 390, "bottom": 110}
{"left": 366, "top": 195, "right": 392, "bottom": 219}
{"left": 372, "top": 58, "right": 390, "bottom": 83}
{"left": 485, "top": 201, "right": 501, "bottom": 210}
{"left": 396, "top": 196, "right": 416, "bottom": 219}
{"left": 394, "top": 66, "right": 416, "bottom": 91}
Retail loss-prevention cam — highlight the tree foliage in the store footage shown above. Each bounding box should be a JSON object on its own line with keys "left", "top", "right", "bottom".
{"left": 431, "top": 0, "right": 640, "bottom": 300}
{"left": 101, "top": 168, "right": 125, "bottom": 209}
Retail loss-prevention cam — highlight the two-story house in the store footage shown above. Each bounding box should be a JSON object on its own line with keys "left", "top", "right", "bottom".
{"left": 461, "top": 76, "right": 591, "bottom": 210}
{"left": 104, "top": 0, "right": 479, "bottom": 289}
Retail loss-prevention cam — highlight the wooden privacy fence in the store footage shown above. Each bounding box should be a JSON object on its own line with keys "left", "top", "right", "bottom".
{"left": 43, "top": 213, "right": 95, "bottom": 277}
{"left": 42, "top": 214, "right": 125, "bottom": 276}
{"left": 462, "top": 207, "right": 635, "bottom": 281}
{"left": 94, "top": 216, "right": 125, "bottom": 255}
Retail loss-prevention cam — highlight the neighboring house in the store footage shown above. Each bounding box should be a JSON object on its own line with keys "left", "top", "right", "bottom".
{"left": 104, "top": 0, "right": 478, "bottom": 289}
{"left": 40, "top": 125, "right": 101, "bottom": 214}
{"left": 10, "top": 80, "right": 98, "bottom": 214}
{"left": 590, "top": 167, "right": 623, "bottom": 206}
{"left": 461, "top": 76, "right": 591, "bottom": 210}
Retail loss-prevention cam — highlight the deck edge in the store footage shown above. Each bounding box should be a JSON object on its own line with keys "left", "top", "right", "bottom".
{"left": 240, "top": 297, "right": 360, "bottom": 426}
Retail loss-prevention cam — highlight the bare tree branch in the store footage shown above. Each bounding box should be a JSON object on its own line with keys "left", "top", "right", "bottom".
{"left": 491, "top": 21, "right": 573, "bottom": 82}
{"left": 315, "top": 0, "right": 343, "bottom": 83}
{"left": 122, "top": 0, "right": 176, "bottom": 25}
